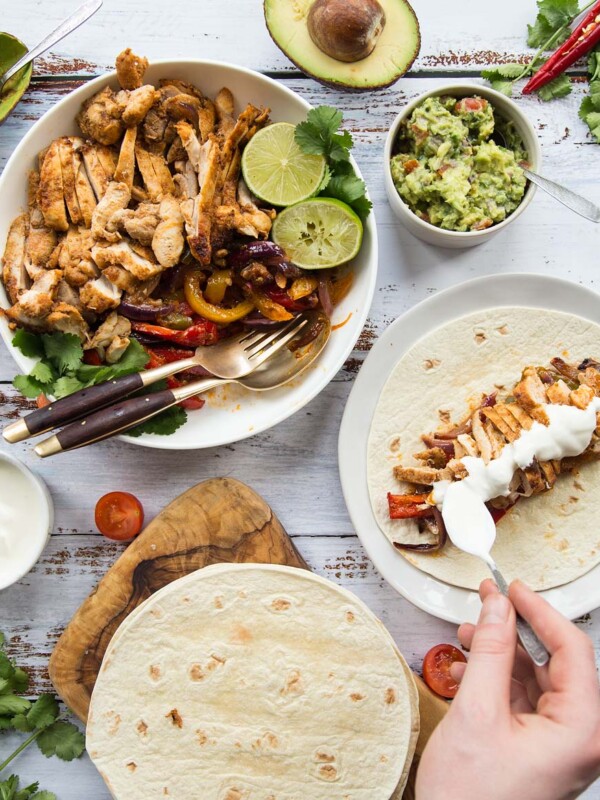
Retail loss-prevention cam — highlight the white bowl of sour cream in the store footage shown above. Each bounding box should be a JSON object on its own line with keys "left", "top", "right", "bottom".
{"left": 0, "top": 451, "right": 53, "bottom": 590}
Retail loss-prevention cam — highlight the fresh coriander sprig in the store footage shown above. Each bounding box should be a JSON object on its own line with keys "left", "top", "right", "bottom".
{"left": 294, "top": 106, "right": 372, "bottom": 220}
{"left": 11, "top": 330, "right": 186, "bottom": 437}
{"left": 0, "top": 634, "right": 85, "bottom": 800}
{"left": 482, "top": 0, "right": 597, "bottom": 99}
{"left": 580, "top": 47, "right": 600, "bottom": 140}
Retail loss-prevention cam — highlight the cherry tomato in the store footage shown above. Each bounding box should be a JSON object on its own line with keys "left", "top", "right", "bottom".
{"left": 422, "top": 643, "right": 467, "bottom": 699}
{"left": 455, "top": 97, "right": 487, "bottom": 113}
{"left": 95, "top": 492, "right": 144, "bottom": 541}
{"left": 36, "top": 394, "right": 50, "bottom": 408}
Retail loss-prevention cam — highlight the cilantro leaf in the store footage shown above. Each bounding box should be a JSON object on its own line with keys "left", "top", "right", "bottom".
{"left": 11, "top": 330, "right": 43, "bottom": 360}
{"left": 76, "top": 340, "right": 149, "bottom": 386}
{"left": 52, "top": 376, "right": 84, "bottom": 400}
{"left": 36, "top": 720, "right": 85, "bottom": 761}
{"left": 11, "top": 714, "right": 34, "bottom": 733}
{"left": 27, "top": 695, "right": 59, "bottom": 730}
{"left": 481, "top": 64, "right": 527, "bottom": 95}
{"left": 0, "top": 716, "right": 15, "bottom": 730}
{"left": 11, "top": 668, "right": 29, "bottom": 695}
{"left": 527, "top": 0, "right": 579, "bottom": 48}
{"left": 29, "top": 793, "right": 57, "bottom": 800}
{"left": 126, "top": 404, "right": 187, "bottom": 437}
{"left": 12, "top": 374, "right": 46, "bottom": 399}
{"left": 295, "top": 107, "right": 345, "bottom": 157}
{"left": 41, "top": 333, "right": 83, "bottom": 375}
{"left": 325, "top": 175, "right": 373, "bottom": 220}
{"left": 537, "top": 72, "right": 572, "bottom": 100}
{"left": 0, "top": 695, "right": 31, "bottom": 716}
{"left": 29, "top": 362, "right": 55, "bottom": 386}
{"left": 0, "top": 777, "right": 55, "bottom": 800}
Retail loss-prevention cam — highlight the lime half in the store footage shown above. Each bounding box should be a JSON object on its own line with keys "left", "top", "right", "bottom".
{"left": 271, "top": 198, "right": 363, "bottom": 269}
{"left": 241, "top": 122, "right": 327, "bottom": 207}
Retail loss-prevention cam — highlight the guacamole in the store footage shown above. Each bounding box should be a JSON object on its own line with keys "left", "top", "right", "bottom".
{"left": 390, "top": 96, "right": 528, "bottom": 232}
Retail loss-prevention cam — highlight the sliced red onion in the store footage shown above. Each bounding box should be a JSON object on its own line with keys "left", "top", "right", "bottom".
{"left": 241, "top": 313, "right": 282, "bottom": 328}
{"left": 118, "top": 301, "right": 173, "bottom": 321}
{"left": 228, "top": 241, "right": 285, "bottom": 268}
{"left": 130, "top": 331, "right": 165, "bottom": 345}
{"left": 318, "top": 278, "right": 333, "bottom": 318}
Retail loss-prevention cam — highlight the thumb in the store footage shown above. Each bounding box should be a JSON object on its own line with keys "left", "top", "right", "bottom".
{"left": 453, "top": 590, "right": 516, "bottom": 718}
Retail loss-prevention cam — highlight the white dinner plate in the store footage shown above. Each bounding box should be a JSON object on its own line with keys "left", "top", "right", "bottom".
{"left": 339, "top": 273, "right": 600, "bottom": 624}
{"left": 0, "top": 60, "right": 377, "bottom": 450}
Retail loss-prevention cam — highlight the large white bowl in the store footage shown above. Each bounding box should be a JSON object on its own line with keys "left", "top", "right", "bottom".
{"left": 0, "top": 60, "right": 377, "bottom": 450}
{"left": 383, "top": 83, "right": 541, "bottom": 248}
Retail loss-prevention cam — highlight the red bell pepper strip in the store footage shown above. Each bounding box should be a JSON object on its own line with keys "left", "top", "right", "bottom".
{"left": 523, "top": 1, "right": 600, "bottom": 94}
{"left": 387, "top": 492, "right": 435, "bottom": 520}
{"left": 166, "top": 376, "right": 206, "bottom": 410}
{"left": 132, "top": 320, "right": 219, "bottom": 347}
{"left": 265, "top": 288, "right": 317, "bottom": 312}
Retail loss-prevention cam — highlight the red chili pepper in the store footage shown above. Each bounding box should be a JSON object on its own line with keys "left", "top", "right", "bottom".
{"left": 132, "top": 320, "right": 219, "bottom": 347}
{"left": 166, "top": 376, "right": 206, "bottom": 410}
{"left": 523, "top": 1, "right": 600, "bottom": 94}
{"left": 387, "top": 492, "right": 435, "bottom": 520}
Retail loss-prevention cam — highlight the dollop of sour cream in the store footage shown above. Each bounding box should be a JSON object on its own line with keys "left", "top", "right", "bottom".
{"left": 432, "top": 398, "right": 600, "bottom": 558}
{"left": 0, "top": 457, "right": 50, "bottom": 590}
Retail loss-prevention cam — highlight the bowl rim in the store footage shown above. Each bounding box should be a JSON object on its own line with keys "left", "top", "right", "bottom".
{"left": 0, "top": 59, "right": 378, "bottom": 450}
{"left": 0, "top": 451, "right": 54, "bottom": 590}
{"left": 383, "top": 82, "right": 542, "bottom": 240}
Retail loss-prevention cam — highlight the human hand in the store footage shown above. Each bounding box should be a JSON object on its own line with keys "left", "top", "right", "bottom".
{"left": 415, "top": 579, "right": 600, "bottom": 800}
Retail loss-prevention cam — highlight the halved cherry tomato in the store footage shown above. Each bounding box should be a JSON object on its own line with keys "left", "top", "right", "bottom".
{"left": 455, "top": 97, "right": 488, "bottom": 113}
{"left": 36, "top": 394, "right": 50, "bottom": 408}
{"left": 95, "top": 492, "right": 144, "bottom": 541}
{"left": 422, "top": 643, "right": 467, "bottom": 699}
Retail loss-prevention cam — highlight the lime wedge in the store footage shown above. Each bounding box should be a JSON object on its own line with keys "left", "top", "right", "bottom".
{"left": 271, "top": 198, "right": 363, "bottom": 269}
{"left": 241, "top": 122, "right": 327, "bottom": 207}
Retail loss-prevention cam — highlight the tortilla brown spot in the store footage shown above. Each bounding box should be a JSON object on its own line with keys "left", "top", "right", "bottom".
{"left": 166, "top": 709, "right": 183, "bottom": 728}
{"left": 385, "top": 688, "right": 396, "bottom": 705}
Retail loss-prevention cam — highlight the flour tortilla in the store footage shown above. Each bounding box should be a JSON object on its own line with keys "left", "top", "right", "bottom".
{"left": 368, "top": 307, "right": 600, "bottom": 591}
{"left": 87, "top": 564, "right": 419, "bottom": 800}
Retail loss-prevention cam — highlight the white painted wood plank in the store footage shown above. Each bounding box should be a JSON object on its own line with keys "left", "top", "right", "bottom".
{"left": 0, "top": 0, "right": 579, "bottom": 76}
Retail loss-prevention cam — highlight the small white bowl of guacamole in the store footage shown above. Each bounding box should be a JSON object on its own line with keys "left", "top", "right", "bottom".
{"left": 384, "top": 84, "right": 541, "bottom": 248}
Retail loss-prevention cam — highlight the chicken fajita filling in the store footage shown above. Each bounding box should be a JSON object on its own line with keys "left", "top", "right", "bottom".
{"left": 387, "top": 357, "right": 600, "bottom": 551}
{"left": 1, "top": 49, "right": 348, "bottom": 395}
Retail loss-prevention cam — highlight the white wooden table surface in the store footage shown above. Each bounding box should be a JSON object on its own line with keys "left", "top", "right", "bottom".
{"left": 1, "top": 1, "right": 600, "bottom": 796}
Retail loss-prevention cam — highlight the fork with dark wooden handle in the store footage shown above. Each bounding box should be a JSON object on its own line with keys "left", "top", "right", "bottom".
{"left": 3, "top": 317, "right": 304, "bottom": 443}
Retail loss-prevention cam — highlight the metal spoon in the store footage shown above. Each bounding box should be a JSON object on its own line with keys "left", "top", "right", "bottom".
{"left": 0, "top": 0, "right": 103, "bottom": 94}
{"left": 494, "top": 129, "right": 600, "bottom": 223}
{"left": 34, "top": 310, "right": 331, "bottom": 457}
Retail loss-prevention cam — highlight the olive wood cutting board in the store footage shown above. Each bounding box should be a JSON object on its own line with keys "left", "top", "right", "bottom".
{"left": 49, "top": 477, "right": 447, "bottom": 796}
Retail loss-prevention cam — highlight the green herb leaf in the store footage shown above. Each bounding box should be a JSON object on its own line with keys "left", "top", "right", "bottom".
{"left": 12, "top": 374, "right": 46, "bottom": 399}
{"left": 527, "top": 0, "right": 579, "bottom": 48}
{"left": 11, "top": 714, "right": 34, "bottom": 733}
{"left": 27, "top": 695, "right": 59, "bottom": 731}
{"left": 295, "top": 106, "right": 345, "bottom": 156}
{"left": 36, "top": 720, "right": 85, "bottom": 761}
{"left": 11, "top": 330, "right": 43, "bottom": 360}
{"left": 0, "top": 716, "right": 15, "bottom": 731}
{"left": 52, "top": 376, "right": 84, "bottom": 400}
{"left": 29, "top": 792, "right": 57, "bottom": 800}
{"left": 11, "top": 669, "right": 29, "bottom": 695}
{"left": 537, "top": 72, "right": 572, "bottom": 100}
{"left": 41, "top": 333, "right": 83, "bottom": 375}
{"left": 76, "top": 340, "right": 149, "bottom": 386}
{"left": 481, "top": 64, "right": 528, "bottom": 95}
{"left": 126, "top": 404, "right": 187, "bottom": 437}
{"left": 29, "top": 362, "right": 55, "bottom": 386}
{"left": 0, "top": 695, "right": 30, "bottom": 716}
{"left": 324, "top": 175, "right": 373, "bottom": 220}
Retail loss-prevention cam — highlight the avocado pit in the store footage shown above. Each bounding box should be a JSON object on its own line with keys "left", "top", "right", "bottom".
{"left": 307, "top": 0, "right": 386, "bottom": 63}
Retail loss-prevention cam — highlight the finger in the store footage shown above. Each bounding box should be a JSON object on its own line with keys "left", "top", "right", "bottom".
{"left": 450, "top": 661, "right": 467, "bottom": 683}
{"left": 457, "top": 622, "right": 475, "bottom": 650}
{"left": 513, "top": 643, "right": 544, "bottom": 706}
{"left": 509, "top": 581, "right": 599, "bottom": 701}
{"left": 453, "top": 591, "right": 517, "bottom": 718}
{"left": 479, "top": 578, "right": 500, "bottom": 601}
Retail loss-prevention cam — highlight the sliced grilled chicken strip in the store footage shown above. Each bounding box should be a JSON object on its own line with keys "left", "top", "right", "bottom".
{"left": 80, "top": 274, "right": 122, "bottom": 313}
{"left": 91, "top": 181, "right": 131, "bottom": 243}
{"left": 119, "top": 85, "right": 159, "bottom": 127}
{"left": 39, "top": 140, "right": 69, "bottom": 232}
{"left": 481, "top": 406, "right": 519, "bottom": 442}
{"left": 152, "top": 195, "right": 184, "bottom": 267}
{"left": 214, "top": 87, "right": 235, "bottom": 136}
{"left": 111, "top": 202, "right": 160, "bottom": 245}
{"left": 115, "top": 48, "right": 148, "bottom": 90}
{"left": 80, "top": 144, "right": 111, "bottom": 200}
{"left": 92, "top": 240, "right": 162, "bottom": 281}
{"left": 2, "top": 214, "right": 30, "bottom": 303}
{"left": 546, "top": 379, "right": 572, "bottom": 405}
{"left": 112, "top": 126, "right": 136, "bottom": 194}
{"left": 73, "top": 148, "right": 97, "bottom": 228}
{"left": 17, "top": 269, "right": 62, "bottom": 319}
{"left": 393, "top": 465, "right": 442, "bottom": 485}
{"left": 58, "top": 138, "right": 84, "bottom": 226}
{"left": 513, "top": 367, "right": 548, "bottom": 412}
{"left": 45, "top": 302, "right": 89, "bottom": 340}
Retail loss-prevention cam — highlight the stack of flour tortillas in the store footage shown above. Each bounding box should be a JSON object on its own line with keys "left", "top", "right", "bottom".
{"left": 86, "top": 564, "right": 419, "bottom": 799}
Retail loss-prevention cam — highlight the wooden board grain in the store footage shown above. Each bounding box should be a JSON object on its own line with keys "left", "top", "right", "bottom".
{"left": 48, "top": 477, "right": 447, "bottom": 797}
{"left": 49, "top": 477, "right": 308, "bottom": 722}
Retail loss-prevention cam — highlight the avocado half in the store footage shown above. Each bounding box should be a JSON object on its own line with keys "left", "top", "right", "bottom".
{"left": 264, "top": 0, "right": 421, "bottom": 91}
